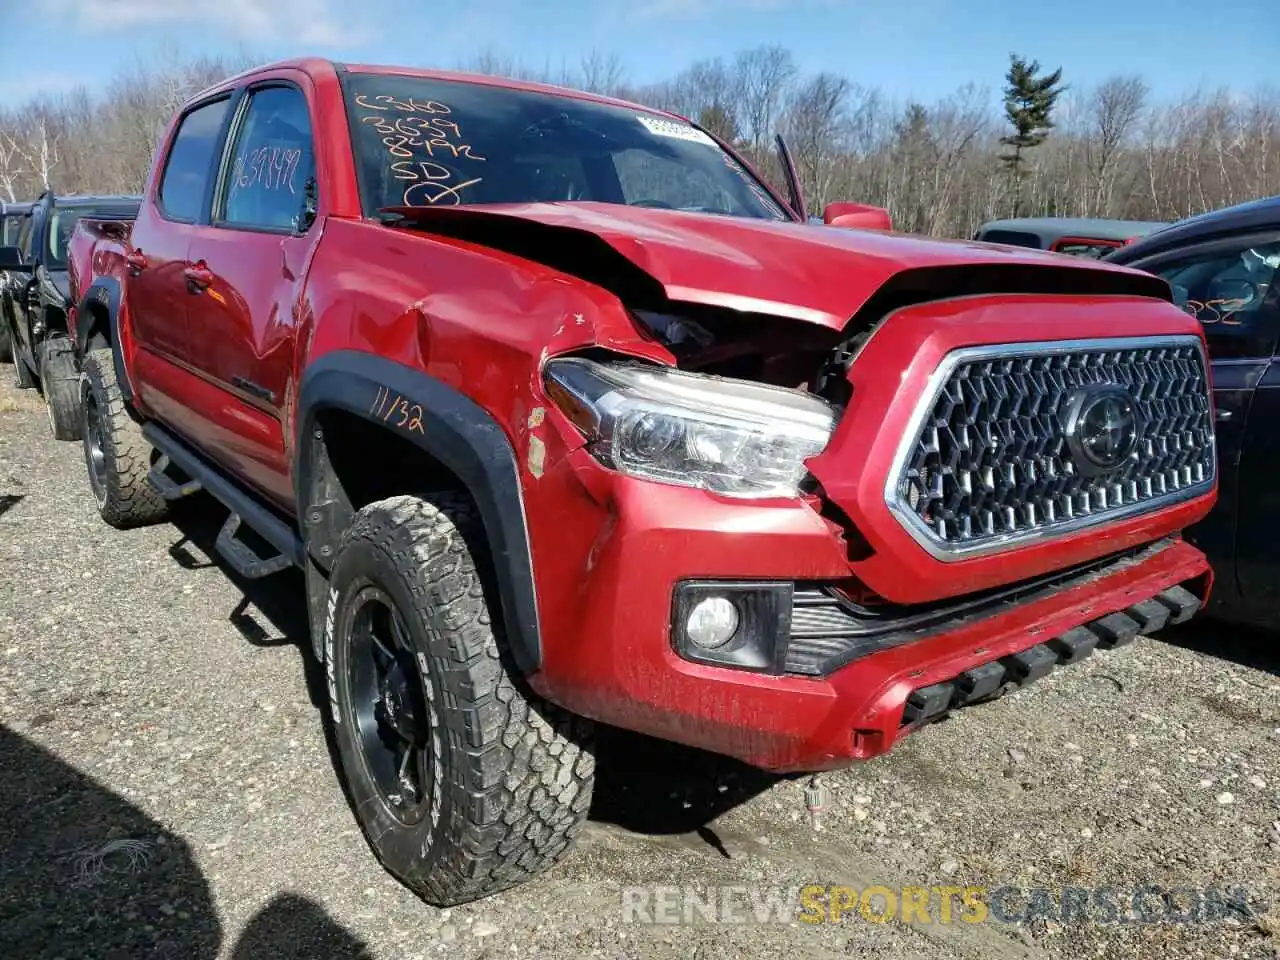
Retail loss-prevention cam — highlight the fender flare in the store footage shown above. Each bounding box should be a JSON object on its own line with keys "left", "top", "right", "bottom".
{"left": 296, "top": 350, "right": 542, "bottom": 674}
{"left": 76, "top": 278, "right": 133, "bottom": 402}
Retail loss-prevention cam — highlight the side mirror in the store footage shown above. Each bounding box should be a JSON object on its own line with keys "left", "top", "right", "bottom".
{"left": 295, "top": 176, "right": 318, "bottom": 235}
{"left": 822, "top": 203, "right": 892, "bottom": 232}
{"left": 0, "top": 245, "right": 30, "bottom": 270}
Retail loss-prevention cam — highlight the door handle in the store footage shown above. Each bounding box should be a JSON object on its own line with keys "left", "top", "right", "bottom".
{"left": 183, "top": 264, "right": 213, "bottom": 293}
{"left": 125, "top": 251, "right": 146, "bottom": 277}
{"left": 1215, "top": 409, "right": 1232, "bottom": 422}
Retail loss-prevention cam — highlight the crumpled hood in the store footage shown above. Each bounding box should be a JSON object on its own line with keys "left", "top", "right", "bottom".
{"left": 386, "top": 201, "right": 1168, "bottom": 330}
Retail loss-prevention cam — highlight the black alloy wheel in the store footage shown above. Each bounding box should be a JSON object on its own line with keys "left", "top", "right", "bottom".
{"left": 344, "top": 586, "right": 435, "bottom": 825}
{"left": 82, "top": 383, "right": 109, "bottom": 506}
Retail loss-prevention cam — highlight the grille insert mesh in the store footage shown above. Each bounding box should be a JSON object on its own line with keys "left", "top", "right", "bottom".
{"left": 890, "top": 339, "right": 1214, "bottom": 555}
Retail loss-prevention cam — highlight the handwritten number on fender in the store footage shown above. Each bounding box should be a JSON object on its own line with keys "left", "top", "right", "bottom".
{"left": 370, "top": 387, "right": 425, "bottom": 434}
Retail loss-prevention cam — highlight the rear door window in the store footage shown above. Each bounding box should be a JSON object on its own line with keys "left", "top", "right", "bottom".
{"left": 977, "top": 229, "right": 1043, "bottom": 249}
{"left": 159, "top": 97, "right": 232, "bottom": 222}
{"left": 1052, "top": 240, "right": 1122, "bottom": 259}
{"left": 1150, "top": 240, "right": 1280, "bottom": 359}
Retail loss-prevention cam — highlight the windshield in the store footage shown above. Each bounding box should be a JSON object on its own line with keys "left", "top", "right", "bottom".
{"left": 47, "top": 205, "right": 137, "bottom": 269}
{"left": 342, "top": 73, "right": 789, "bottom": 222}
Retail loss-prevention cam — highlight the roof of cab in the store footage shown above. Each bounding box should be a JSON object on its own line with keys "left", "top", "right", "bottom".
{"left": 1107, "top": 195, "right": 1280, "bottom": 264}
{"left": 188, "top": 57, "right": 690, "bottom": 124}
{"left": 976, "top": 216, "right": 1168, "bottom": 243}
{"left": 49, "top": 194, "right": 142, "bottom": 208}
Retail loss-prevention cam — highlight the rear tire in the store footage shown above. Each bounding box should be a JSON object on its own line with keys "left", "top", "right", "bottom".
{"left": 79, "top": 349, "right": 167, "bottom": 528}
{"left": 325, "top": 493, "right": 594, "bottom": 906}
{"left": 40, "top": 339, "right": 82, "bottom": 441}
{"left": 0, "top": 317, "right": 10, "bottom": 363}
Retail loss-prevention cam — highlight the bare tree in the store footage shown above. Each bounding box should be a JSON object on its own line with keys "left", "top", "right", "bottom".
{"left": 924, "top": 85, "right": 990, "bottom": 233}
{"left": 15, "top": 114, "right": 59, "bottom": 192}
{"left": 1085, "top": 75, "right": 1148, "bottom": 215}
{"left": 0, "top": 126, "right": 23, "bottom": 203}
{"left": 733, "top": 45, "right": 797, "bottom": 155}
{"left": 781, "top": 72, "right": 851, "bottom": 210}
{"left": 638, "top": 56, "right": 739, "bottom": 137}
{"left": 578, "top": 52, "right": 628, "bottom": 97}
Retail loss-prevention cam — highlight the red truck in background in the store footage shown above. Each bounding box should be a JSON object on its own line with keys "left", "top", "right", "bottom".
{"left": 67, "top": 58, "right": 1218, "bottom": 906}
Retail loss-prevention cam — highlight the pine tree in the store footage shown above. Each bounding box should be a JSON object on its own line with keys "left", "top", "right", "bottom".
{"left": 1000, "top": 54, "right": 1065, "bottom": 216}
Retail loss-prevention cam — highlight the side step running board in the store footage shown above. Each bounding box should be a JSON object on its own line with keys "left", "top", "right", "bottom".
{"left": 148, "top": 453, "right": 203, "bottom": 500}
{"left": 216, "top": 513, "right": 293, "bottom": 579}
{"left": 142, "top": 423, "right": 305, "bottom": 579}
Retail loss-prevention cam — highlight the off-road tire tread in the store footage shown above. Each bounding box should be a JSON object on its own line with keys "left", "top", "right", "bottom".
{"left": 334, "top": 493, "right": 594, "bottom": 905}
{"left": 40, "top": 339, "right": 82, "bottom": 440}
{"left": 81, "top": 349, "right": 167, "bottom": 528}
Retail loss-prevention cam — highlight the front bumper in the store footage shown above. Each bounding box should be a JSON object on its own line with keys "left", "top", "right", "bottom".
{"left": 528, "top": 466, "right": 1213, "bottom": 773}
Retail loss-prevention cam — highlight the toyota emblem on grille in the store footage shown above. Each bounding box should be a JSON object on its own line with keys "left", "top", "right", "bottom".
{"left": 1064, "top": 384, "right": 1141, "bottom": 475}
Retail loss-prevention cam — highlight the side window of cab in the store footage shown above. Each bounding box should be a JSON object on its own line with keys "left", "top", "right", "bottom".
{"left": 159, "top": 97, "right": 233, "bottom": 222}
{"left": 1151, "top": 240, "right": 1280, "bottom": 360}
{"left": 218, "top": 85, "right": 316, "bottom": 233}
{"left": 15, "top": 212, "right": 34, "bottom": 262}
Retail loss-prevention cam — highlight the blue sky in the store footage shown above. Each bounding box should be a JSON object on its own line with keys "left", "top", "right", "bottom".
{"left": 0, "top": 0, "right": 1276, "bottom": 108}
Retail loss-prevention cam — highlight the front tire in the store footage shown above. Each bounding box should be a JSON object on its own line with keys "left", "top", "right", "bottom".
{"left": 40, "top": 339, "right": 82, "bottom": 441}
{"left": 79, "top": 349, "right": 167, "bottom": 528}
{"left": 326, "top": 493, "right": 594, "bottom": 906}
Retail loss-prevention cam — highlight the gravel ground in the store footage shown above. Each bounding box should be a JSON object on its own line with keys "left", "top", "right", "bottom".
{"left": 1, "top": 373, "right": 1278, "bottom": 960}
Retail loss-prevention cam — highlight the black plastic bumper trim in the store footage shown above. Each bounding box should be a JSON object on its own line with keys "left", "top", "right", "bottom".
{"left": 898, "top": 580, "right": 1202, "bottom": 728}
{"left": 786, "top": 539, "right": 1174, "bottom": 677}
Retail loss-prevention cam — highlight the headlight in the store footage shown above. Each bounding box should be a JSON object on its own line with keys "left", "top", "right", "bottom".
{"left": 543, "top": 357, "right": 835, "bottom": 499}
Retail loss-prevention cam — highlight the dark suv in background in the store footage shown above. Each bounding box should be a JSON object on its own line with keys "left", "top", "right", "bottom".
{"left": 0, "top": 192, "right": 140, "bottom": 437}
{"left": 1106, "top": 196, "right": 1280, "bottom": 627}
{"left": 0, "top": 199, "right": 33, "bottom": 362}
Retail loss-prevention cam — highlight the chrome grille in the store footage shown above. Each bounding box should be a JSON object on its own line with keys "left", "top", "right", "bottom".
{"left": 887, "top": 336, "right": 1215, "bottom": 559}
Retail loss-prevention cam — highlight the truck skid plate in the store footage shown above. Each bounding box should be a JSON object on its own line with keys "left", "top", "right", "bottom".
{"left": 900, "top": 582, "right": 1202, "bottom": 728}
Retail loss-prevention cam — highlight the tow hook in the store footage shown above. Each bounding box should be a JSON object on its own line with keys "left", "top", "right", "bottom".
{"left": 805, "top": 774, "right": 828, "bottom": 832}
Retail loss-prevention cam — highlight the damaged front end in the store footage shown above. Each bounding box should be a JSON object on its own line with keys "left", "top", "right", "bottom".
{"left": 381, "top": 203, "right": 1217, "bottom": 767}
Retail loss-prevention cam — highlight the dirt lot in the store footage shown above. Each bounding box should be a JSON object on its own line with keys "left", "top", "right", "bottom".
{"left": 1, "top": 373, "right": 1278, "bottom": 960}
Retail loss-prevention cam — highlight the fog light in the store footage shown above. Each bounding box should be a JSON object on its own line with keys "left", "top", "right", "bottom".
{"left": 685, "top": 596, "right": 739, "bottom": 648}
{"left": 671, "top": 581, "right": 792, "bottom": 673}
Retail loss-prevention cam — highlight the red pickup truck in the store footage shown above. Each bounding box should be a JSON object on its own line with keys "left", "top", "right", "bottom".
{"left": 67, "top": 58, "right": 1218, "bottom": 905}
